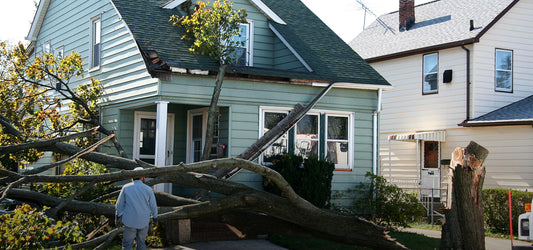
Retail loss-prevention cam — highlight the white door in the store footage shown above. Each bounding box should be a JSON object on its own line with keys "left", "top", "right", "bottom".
{"left": 421, "top": 141, "right": 440, "bottom": 198}
{"left": 133, "top": 111, "right": 174, "bottom": 166}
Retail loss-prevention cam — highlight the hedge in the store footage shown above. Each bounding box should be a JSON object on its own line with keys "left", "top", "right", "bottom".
{"left": 483, "top": 189, "right": 533, "bottom": 235}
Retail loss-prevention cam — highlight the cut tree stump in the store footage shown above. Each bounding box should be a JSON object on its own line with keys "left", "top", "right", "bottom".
{"left": 440, "top": 141, "right": 489, "bottom": 250}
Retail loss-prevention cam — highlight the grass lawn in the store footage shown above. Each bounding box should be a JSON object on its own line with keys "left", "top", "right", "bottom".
{"left": 268, "top": 230, "right": 440, "bottom": 250}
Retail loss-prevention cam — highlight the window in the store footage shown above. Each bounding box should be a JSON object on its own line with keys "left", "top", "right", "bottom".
{"left": 326, "top": 115, "right": 350, "bottom": 169}
{"left": 295, "top": 114, "right": 319, "bottom": 159}
{"left": 261, "top": 111, "right": 288, "bottom": 163}
{"left": 55, "top": 46, "right": 64, "bottom": 59}
{"left": 495, "top": 49, "right": 513, "bottom": 92}
{"left": 261, "top": 108, "right": 353, "bottom": 169}
{"left": 90, "top": 16, "right": 101, "bottom": 69}
{"left": 228, "top": 22, "right": 252, "bottom": 66}
{"left": 423, "top": 53, "right": 438, "bottom": 94}
{"left": 43, "top": 41, "right": 51, "bottom": 53}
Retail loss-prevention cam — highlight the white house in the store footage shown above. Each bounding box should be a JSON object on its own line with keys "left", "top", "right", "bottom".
{"left": 351, "top": 0, "right": 533, "bottom": 203}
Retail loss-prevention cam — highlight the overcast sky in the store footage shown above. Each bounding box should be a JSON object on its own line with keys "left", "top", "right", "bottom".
{"left": 0, "top": 0, "right": 432, "bottom": 43}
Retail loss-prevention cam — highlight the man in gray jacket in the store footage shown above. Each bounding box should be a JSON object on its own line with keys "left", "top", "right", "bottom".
{"left": 116, "top": 167, "right": 158, "bottom": 250}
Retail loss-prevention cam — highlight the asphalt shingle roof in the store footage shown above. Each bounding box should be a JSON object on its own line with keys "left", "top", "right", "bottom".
{"left": 469, "top": 95, "right": 533, "bottom": 122}
{"left": 350, "top": 0, "right": 517, "bottom": 60}
{"left": 111, "top": 0, "right": 390, "bottom": 86}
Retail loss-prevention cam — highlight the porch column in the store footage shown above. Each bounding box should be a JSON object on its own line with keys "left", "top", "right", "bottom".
{"left": 154, "top": 101, "right": 171, "bottom": 193}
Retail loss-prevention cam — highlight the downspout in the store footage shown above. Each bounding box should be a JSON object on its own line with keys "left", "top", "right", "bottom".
{"left": 461, "top": 44, "right": 471, "bottom": 122}
{"left": 372, "top": 88, "right": 383, "bottom": 175}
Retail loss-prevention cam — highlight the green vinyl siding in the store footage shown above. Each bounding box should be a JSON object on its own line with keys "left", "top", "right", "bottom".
{"left": 35, "top": 0, "right": 383, "bottom": 204}
{"left": 33, "top": 0, "right": 158, "bottom": 106}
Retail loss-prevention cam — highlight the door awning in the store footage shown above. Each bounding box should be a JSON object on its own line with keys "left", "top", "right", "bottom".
{"left": 388, "top": 130, "right": 446, "bottom": 142}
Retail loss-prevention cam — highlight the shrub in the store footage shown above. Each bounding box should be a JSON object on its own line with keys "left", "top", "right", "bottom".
{"left": 351, "top": 172, "right": 425, "bottom": 229}
{"left": 483, "top": 189, "right": 533, "bottom": 235}
{"left": 0, "top": 204, "right": 83, "bottom": 249}
{"left": 263, "top": 154, "right": 335, "bottom": 208}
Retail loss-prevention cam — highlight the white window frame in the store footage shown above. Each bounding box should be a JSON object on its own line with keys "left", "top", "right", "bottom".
{"left": 54, "top": 46, "right": 64, "bottom": 59}
{"left": 43, "top": 41, "right": 51, "bottom": 54}
{"left": 229, "top": 21, "right": 253, "bottom": 66}
{"left": 90, "top": 15, "right": 102, "bottom": 70}
{"left": 259, "top": 107, "right": 289, "bottom": 164}
{"left": 495, "top": 48, "right": 513, "bottom": 93}
{"left": 325, "top": 113, "right": 353, "bottom": 170}
{"left": 260, "top": 107, "right": 354, "bottom": 169}
{"left": 423, "top": 53, "right": 438, "bottom": 95}
{"left": 295, "top": 113, "right": 320, "bottom": 159}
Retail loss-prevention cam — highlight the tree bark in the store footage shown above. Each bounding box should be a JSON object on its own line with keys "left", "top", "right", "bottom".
{"left": 202, "top": 64, "right": 228, "bottom": 161}
{"left": 440, "top": 141, "right": 489, "bottom": 250}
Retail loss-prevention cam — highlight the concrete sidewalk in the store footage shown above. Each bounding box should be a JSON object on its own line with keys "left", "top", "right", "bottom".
{"left": 156, "top": 239, "right": 288, "bottom": 250}
{"left": 401, "top": 228, "right": 533, "bottom": 250}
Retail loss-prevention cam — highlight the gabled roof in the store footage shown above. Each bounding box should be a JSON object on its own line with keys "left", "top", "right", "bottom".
{"left": 460, "top": 95, "right": 533, "bottom": 127}
{"left": 350, "top": 0, "right": 518, "bottom": 62}
{"left": 108, "top": 0, "right": 390, "bottom": 86}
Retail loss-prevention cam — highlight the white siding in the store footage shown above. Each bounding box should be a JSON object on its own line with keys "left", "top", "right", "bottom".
{"left": 443, "top": 126, "right": 533, "bottom": 190}
{"left": 373, "top": 46, "right": 468, "bottom": 134}
{"left": 374, "top": 0, "right": 533, "bottom": 192}
{"left": 471, "top": 0, "right": 533, "bottom": 117}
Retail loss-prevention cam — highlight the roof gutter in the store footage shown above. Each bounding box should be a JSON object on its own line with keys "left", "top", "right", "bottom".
{"left": 372, "top": 88, "right": 383, "bottom": 175}
{"left": 459, "top": 120, "right": 533, "bottom": 127}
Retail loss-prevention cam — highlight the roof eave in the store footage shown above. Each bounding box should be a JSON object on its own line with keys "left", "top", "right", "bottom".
{"left": 313, "top": 82, "right": 393, "bottom": 90}
{"left": 459, "top": 120, "right": 533, "bottom": 127}
{"left": 25, "top": 0, "right": 51, "bottom": 41}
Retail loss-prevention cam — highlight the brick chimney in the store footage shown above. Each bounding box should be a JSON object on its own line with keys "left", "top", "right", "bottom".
{"left": 399, "top": 0, "right": 415, "bottom": 31}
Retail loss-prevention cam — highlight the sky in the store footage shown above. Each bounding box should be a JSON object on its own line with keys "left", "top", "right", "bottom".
{"left": 0, "top": 0, "right": 432, "bottom": 44}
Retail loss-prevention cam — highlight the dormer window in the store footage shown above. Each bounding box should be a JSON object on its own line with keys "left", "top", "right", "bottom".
{"left": 229, "top": 22, "right": 253, "bottom": 66}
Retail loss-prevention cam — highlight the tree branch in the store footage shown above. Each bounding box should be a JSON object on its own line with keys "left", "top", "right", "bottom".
{"left": 21, "top": 132, "right": 113, "bottom": 175}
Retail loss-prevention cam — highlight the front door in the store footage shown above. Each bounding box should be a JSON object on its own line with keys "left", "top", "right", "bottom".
{"left": 421, "top": 141, "right": 440, "bottom": 198}
{"left": 133, "top": 111, "right": 174, "bottom": 166}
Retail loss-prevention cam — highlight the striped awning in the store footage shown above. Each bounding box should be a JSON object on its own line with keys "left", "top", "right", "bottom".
{"left": 388, "top": 131, "right": 446, "bottom": 142}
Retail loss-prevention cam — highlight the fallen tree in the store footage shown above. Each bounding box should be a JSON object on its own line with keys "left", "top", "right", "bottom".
{"left": 0, "top": 132, "right": 406, "bottom": 249}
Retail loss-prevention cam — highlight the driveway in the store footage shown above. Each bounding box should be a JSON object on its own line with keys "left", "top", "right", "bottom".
{"left": 401, "top": 228, "right": 533, "bottom": 250}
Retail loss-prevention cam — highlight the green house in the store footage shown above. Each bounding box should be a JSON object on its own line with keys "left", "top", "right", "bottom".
{"left": 26, "top": 0, "right": 390, "bottom": 205}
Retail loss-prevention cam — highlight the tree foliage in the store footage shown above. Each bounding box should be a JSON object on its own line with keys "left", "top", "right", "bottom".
{"left": 170, "top": 0, "right": 247, "bottom": 64}
{"left": 0, "top": 204, "right": 84, "bottom": 249}
{"left": 0, "top": 42, "right": 103, "bottom": 171}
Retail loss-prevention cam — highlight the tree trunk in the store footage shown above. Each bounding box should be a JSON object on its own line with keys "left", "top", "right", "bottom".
{"left": 440, "top": 141, "right": 489, "bottom": 250}
{"left": 202, "top": 64, "right": 228, "bottom": 161}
